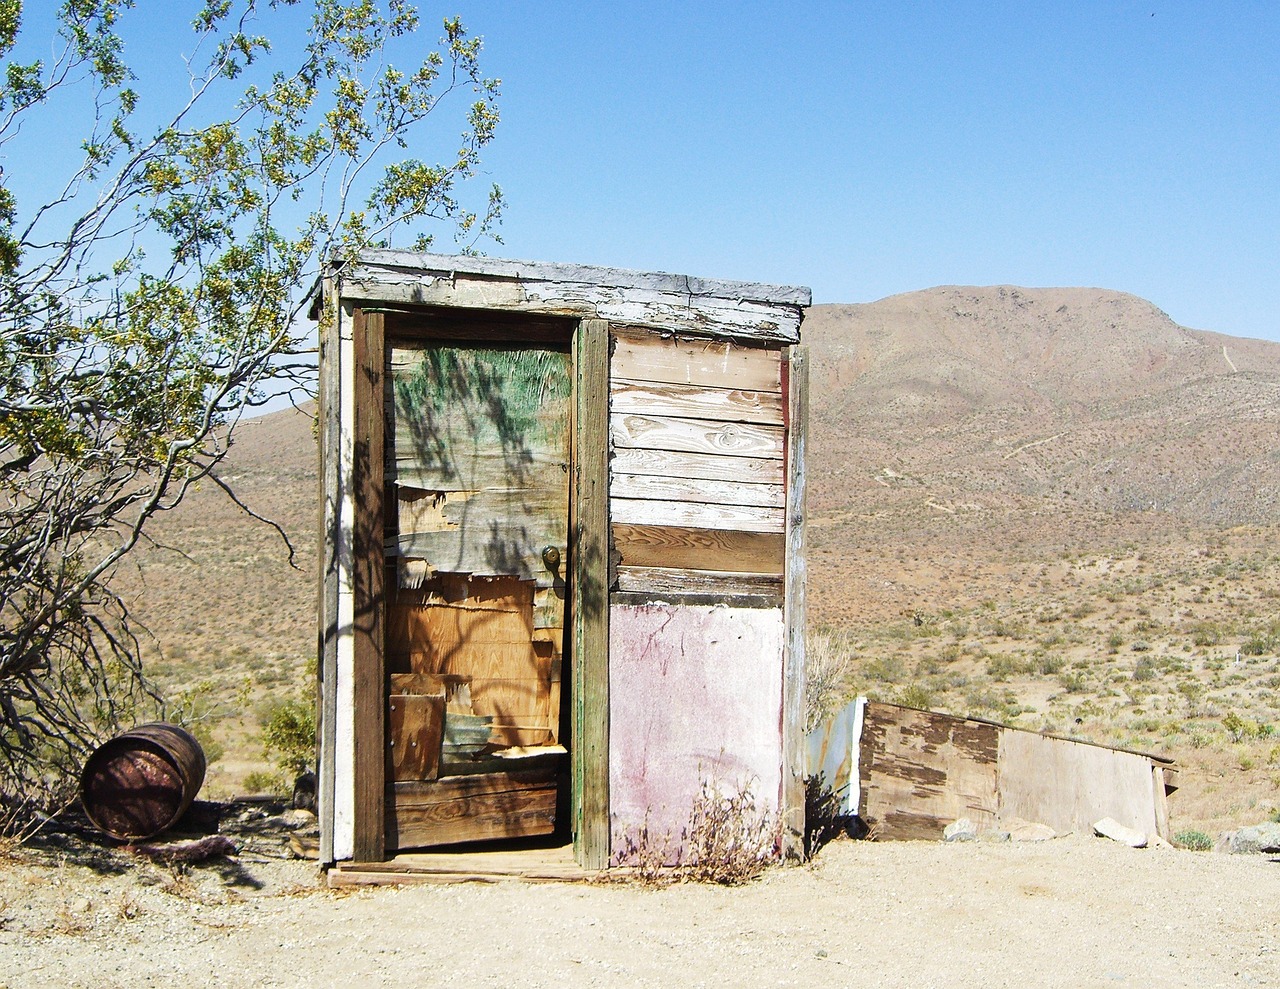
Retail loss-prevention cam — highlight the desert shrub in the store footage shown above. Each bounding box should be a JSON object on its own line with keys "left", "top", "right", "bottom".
{"left": 805, "top": 629, "right": 855, "bottom": 731}
{"left": 261, "top": 699, "right": 316, "bottom": 777}
{"left": 896, "top": 684, "right": 934, "bottom": 710}
{"left": 682, "top": 779, "right": 779, "bottom": 885}
{"left": 242, "top": 770, "right": 285, "bottom": 795}
{"left": 1058, "top": 672, "right": 1087, "bottom": 694}
{"left": 1132, "top": 657, "right": 1158, "bottom": 682}
{"left": 986, "top": 655, "right": 1026, "bottom": 682}
{"left": 1033, "top": 653, "right": 1066, "bottom": 676}
{"left": 864, "top": 655, "right": 907, "bottom": 683}
{"left": 1173, "top": 830, "right": 1213, "bottom": 851}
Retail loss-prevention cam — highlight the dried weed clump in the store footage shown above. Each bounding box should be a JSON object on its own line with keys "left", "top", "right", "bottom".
{"left": 613, "top": 779, "right": 780, "bottom": 887}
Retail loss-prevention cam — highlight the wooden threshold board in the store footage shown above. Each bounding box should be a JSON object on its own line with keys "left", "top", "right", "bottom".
{"left": 326, "top": 843, "right": 594, "bottom": 886}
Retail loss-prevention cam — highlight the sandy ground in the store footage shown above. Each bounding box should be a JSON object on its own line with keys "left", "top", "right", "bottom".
{"left": 2, "top": 825, "right": 1278, "bottom": 989}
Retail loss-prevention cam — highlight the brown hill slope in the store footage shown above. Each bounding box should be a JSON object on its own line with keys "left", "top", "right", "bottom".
{"left": 807, "top": 287, "right": 1280, "bottom": 538}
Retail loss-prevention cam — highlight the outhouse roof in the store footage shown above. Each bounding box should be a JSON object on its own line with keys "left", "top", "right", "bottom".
{"left": 318, "top": 249, "right": 811, "bottom": 344}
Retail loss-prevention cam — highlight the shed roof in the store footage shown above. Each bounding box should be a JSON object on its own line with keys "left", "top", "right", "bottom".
{"left": 321, "top": 250, "right": 811, "bottom": 344}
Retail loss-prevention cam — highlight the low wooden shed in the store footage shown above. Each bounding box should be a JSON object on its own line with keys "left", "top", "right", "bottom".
{"left": 314, "top": 251, "right": 811, "bottom": 877}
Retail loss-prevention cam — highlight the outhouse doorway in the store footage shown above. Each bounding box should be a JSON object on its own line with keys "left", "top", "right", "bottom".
{"left": 332, "top": 302, "right": 610, "bottom": 870}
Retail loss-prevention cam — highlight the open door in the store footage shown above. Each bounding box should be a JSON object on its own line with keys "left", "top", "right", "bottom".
{"left": 381, "top": 322, "right": 572, "bottom": 851}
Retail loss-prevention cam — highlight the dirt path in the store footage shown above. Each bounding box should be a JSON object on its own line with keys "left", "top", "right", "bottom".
{"left": 3, "top": 833, "right": 1278, "bottom": 989}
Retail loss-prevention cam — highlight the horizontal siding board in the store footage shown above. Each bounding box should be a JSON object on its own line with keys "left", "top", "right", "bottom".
{"left": 611, "top": 327, "right": 783, "bottom": 391}
{"left": 610, "top": 413, "right": 784, "bottom": 460}
{"left": 615, "top": 566, "right": 783, "bottom": 596}
{"left": 610, "top": 497, "right": 784, "bottom": 533}
{"left": 610, "top": 447, "right": 783, "bottom": 485}
{"left": 612, "top": 523, "right": 785, "bottom": 574}
{"left": 609, "top": 472, "right": 784, "bottom": 509}
{"left": 610, "top": 378, "right": 783, "bottom": 426}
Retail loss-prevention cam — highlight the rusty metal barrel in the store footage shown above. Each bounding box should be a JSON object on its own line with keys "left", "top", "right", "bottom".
{"left": 79, "top": 723, "right": 207, "bottom": 841}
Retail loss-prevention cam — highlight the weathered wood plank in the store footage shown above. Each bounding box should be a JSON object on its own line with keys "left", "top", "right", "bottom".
{"left": 342, "top": 263, "right": 805, "bottom": 344}
{"left": 353, "top": 249, "right": 813, "bottom": 307}
{"left": 388, "top": 693, "right": 444, "bottom": 782}
{"left": 611, "top": 327, "right": 783, "bottom": 392}
{"left": 610, "top": 378, "right": 783, "bottom": 425}
{"left": 393, "top": 486, "right": 568, "bottom": 580}
{"left": 609, "top": 472, "right": 784, "bottom": 510}
{"left": 859, "top": 702, "right": 1000, "bottom": 841}
{"left": 317, "top": 277, "right": 341, "bottom": 865}
{"left": 614, "top": 566, "right": 783, "bottom": 597}
{"left": 572, "top": 317, "right": 610, "bottom": 870}
{"left": 781, "top": 346, "right": 808, "bottom": 861}
{"left": 351, "top": 308, "right": 387, "bottom": 863}
{"left": 610, "top": 447, "right": 783, "bottom": 485}
{"left": 387, "top": 775, "right": 558, "bottom": 850}
{"left": 611, "top": 524, "right": 784, "bottom": 574}
{"left": 610, "top": 412, "right": 784, "bottom": 460}
{"left": 610, "top": 497, "right": 785, "bottom": 533}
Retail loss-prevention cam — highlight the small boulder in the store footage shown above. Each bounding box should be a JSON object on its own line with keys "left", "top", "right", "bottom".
{"left": 943, "top": 818, "right": 978, "bottom": 842}
{"left": 978, "top": 829, "right": 1011, "bottom": 843}
{"left": 1093, "top": 817, "right": 1147, "bottom": 848}
{"left": 1004, "top": 817, "right": 1057, "bottom": 842}
{"left": 1215, "top": 822, "right": 1280, "bottom": 854}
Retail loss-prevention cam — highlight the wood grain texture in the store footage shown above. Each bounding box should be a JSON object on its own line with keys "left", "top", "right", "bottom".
{"left": 341, "top": 270, "right": 803, "bottom": 344}
{"left": 611, "top": 326, "right": 785, "bottom": 389}
{"left": 609, "top": 472, "right": 784, "bottom": 510}
{"left": 317, "top": 277, "right": 341, "bottom": 864}
{"left": 610, "top": 378, "right": 783, "bottom": 425}
{"left": 859, "top": 702, "right": 1000, "bottom": 841}
{"left": 610, "top": 497, "right": 784, "bottom": 533}
{"left": 611, "top": 524, "right": 784, "bottom": 574}
{"left": 386, "top": 771, "right": 557, "bottom": 850}
{"left": 781, "top": 346, "right": 809, "bottom": 860}
{"left": 571, "top": 318, "right": 610, "bottom": 870}
{"left": 388, "top": 693, "right": 444, "bottom": 782}
{"left": 614, "top": 566, "right": 783, "bottom": 597}
{"left": 351, "top": 250, "right": 812, "bottom": 307}
{"left": 351, "top": 308, "right": 387, "bottom": 862}
{"left": 610, "top": 447, "right": 783, "bottom": 485}
{"left": 611, "top": 413, "right": 783, "bottom": 460}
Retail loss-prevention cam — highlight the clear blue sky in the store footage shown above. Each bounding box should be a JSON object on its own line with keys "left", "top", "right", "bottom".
{"left": 443, "top": 1, "right": 1280, "bottom": 343}
{"left": 9, "top": 2, "right": 1279, "bottom": 343}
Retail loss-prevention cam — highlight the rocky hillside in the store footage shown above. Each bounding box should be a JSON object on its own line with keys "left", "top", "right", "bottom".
{"left": 805, "top": 286, "right": 1280, "bottom": 531}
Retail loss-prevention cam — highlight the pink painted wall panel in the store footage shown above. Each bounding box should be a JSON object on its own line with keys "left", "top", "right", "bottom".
{"left": 608, "top": 602, "right": 785, "bottom": 864}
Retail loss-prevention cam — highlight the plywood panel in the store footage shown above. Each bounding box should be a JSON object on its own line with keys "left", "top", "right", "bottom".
{"left": 998, "top": 729, "right": 1161, "bottom": 837}
{"left": 859, "top": 702, "right": 999, "bottom": 840}
{"left": 388, "top": 693, "right": 444, "bottom": 782}
{"left": 609, "top": 472, "right": 784, "bottom": 509}
{"left": 611, "top": 447, "right": 783, "bottom": 486}
{"left": 610, "top": 497, "right": 785, "bottom": 533}
{"left": 612, "top": 524, "right": 784, "bottom": 574}
{"left": 608, "top": 603, "right": 785, "bottom": 865}
{"left": 610, "top": 379, "right": 783, "bottom": 425}
{"left": 611, "top": 412, "right": 783, "bottom": 460}
{"left": 611, "top": 326, "right": 783, "bottom": 391}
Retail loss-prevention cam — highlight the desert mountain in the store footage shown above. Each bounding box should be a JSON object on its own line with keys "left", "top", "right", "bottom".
{"left": 805, "top": 287, "right": 1280, "bottom": 532}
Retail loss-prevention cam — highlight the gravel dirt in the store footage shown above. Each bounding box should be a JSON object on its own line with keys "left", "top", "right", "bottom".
{"left": 3, "top": 812, "right": 1278, "bottom": 989}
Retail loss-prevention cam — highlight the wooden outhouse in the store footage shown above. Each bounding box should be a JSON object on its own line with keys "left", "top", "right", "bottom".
{"left": 314, "top": 251, "right": 811, "bottom": 877}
